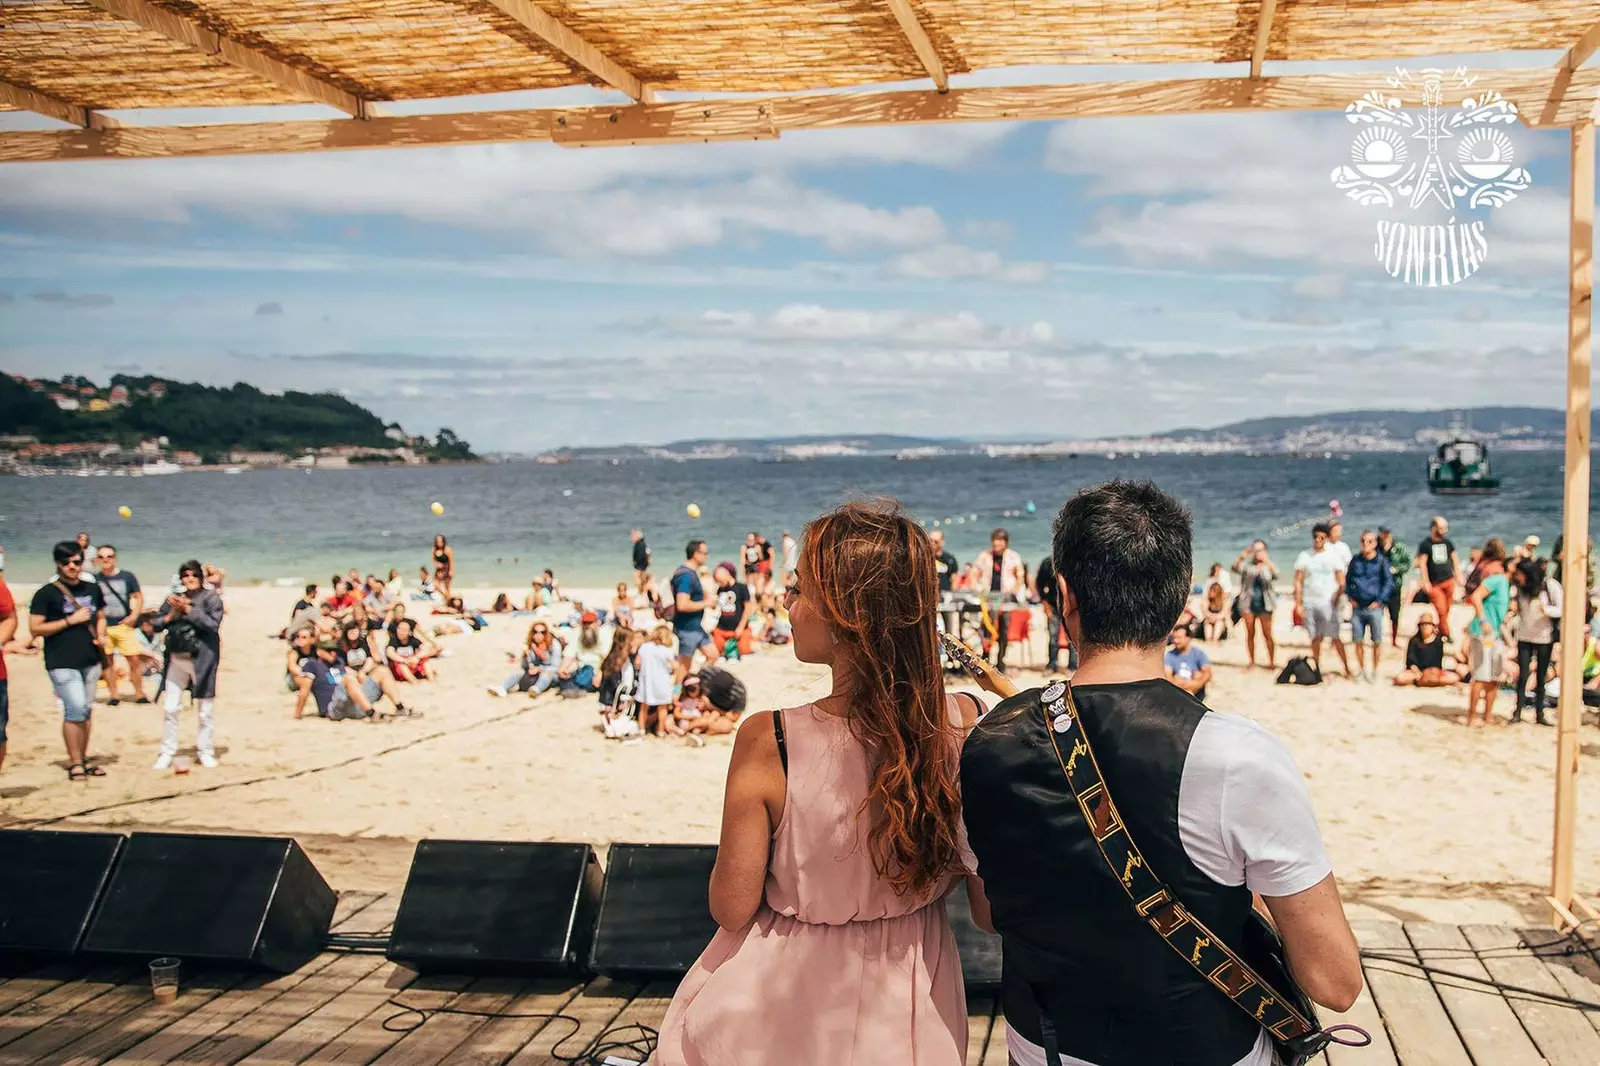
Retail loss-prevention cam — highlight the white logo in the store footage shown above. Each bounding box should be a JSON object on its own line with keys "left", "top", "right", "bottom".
{"left": 1331, "top": 68, "right": 1531, "bottom": 287}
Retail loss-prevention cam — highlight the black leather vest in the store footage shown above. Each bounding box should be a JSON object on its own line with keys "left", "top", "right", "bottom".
{"left": 960, "top": 679, "right": 1260, "bottom": 1066}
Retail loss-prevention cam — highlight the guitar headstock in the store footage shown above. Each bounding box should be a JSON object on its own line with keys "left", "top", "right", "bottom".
{"left": 938, "top": 632, "right": 1020, "bottom": 698}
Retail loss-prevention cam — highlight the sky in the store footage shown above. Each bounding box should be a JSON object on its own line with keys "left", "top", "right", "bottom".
{"left": 0, "top": 51, "right": 1595, "bottom": 452}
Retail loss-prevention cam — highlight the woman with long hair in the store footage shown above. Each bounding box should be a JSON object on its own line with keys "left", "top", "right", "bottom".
{"left": 1507, "top": 556, "right": 1561, "bottom": 724}
{"left": 1232, "top": 539, "right": 1277, "bottom": 668}
{"left": 1465, "top": 537, "right": 1511, "bottom": 727}
{"left": 431, "top": 534, "right": 454, "bottom": 602}
{"left": 655, "top": 499, "right": 982, "bottom": 1065}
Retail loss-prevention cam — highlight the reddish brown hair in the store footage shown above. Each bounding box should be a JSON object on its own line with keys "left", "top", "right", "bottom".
{"left": 800, "top": 498, "right": 962, "bottom": 899}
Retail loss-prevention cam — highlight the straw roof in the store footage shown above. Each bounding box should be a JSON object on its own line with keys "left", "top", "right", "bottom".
{"left": 1, "top": 0, "right": 1598, "bottom": 161}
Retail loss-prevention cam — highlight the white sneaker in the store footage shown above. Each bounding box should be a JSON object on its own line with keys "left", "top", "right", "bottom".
{"left": 152, "top": 754, "right": 173, "bottom": 770}
{"left": 198, "top": 752, "right": 219, "bottom": 769}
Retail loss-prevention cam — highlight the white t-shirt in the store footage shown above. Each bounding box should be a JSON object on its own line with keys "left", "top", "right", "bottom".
{"left": 1007, "top": 712, "right": 1333, "bottom": 1066}
{"left": 1326, "top": 540, "right": 1353, "bottom": 572}
{"left": 1295, "top": 546, "right": 1343, "bottom": 601}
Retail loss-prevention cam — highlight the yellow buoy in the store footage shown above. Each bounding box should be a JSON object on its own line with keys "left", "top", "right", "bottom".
{"left": 117, "top": 505, "right": 132, "bottom": 520}
{"left": 687, "top": 503, "right": 702, "bottom": 519}
{"left": 431, "top": 501, "right": 445, "bottom": 516}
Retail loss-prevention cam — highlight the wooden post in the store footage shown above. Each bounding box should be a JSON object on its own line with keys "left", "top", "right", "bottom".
{"left": 1552, "top": 118, "right": 1594, "bottom": 927}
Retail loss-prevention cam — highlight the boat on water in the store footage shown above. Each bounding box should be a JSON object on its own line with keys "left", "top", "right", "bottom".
{"left": 140, "top": 460, "right": 182, "bottom": 476}
{"left": 1428, "top": 437, "right": 1500, "bottom": 495}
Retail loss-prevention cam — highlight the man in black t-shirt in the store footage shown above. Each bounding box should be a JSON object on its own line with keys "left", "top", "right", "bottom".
{"left": 630, "top": 529, "right": 652, "bottom": 595}
{"left": 929, "top": 529, "right": 964, "bottom": 644}
{"left": 1033, "top": 554, "right": 1078, "bottom": 674}
{"left": 27, "top": 540, "right": 108, "bottom": 778}
{"left": 1413, "top": 516, "right": 1460, "bottom": 639}
{"left": 710, "top": 562, "right": 753, "bottom": 661}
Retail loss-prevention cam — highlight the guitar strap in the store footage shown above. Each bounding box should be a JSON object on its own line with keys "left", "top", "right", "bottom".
{"left": 1034, "top": 679, "right": 1325, "bottom": 1054}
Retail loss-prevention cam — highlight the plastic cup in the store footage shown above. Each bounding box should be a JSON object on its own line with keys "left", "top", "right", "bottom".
{"left": 149, "top": 957, "right": 180, "bottom": 1003}
{"left": 172, "top": 755, "right": 191, "bottom": 775}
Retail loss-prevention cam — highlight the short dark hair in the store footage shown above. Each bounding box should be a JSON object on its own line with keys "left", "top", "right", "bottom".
{"left": 54, "top": 540, "right": 83, "bottom": 565}
{"left": 1312, "top": 521, "right": 1332, "bottom": 538}
{"left": 990, "top": 528, "right": 1009, "bottom": 543}
{"left": 179, "top": 558, "right": 203, "bottom": 577}
{"left": 304, "top": 582, "right": 318, "bottom": 595}
{"left": 1052, "top": 481, "right": 1192, "bottom": 651}
{"left": 686, "top": 539, "right": 707, "bottom": 559}
{"left": 98, "top": 544, "right": 116, "bottom": 555}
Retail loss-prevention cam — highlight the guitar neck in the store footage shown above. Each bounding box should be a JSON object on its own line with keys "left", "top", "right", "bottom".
{"left": 939, "top": 633, "right": 1020, "bottom": 699}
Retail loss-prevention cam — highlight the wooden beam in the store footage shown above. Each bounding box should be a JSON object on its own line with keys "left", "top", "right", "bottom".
{"left": 885, "top": 0, "right": 948, "bottom": 91}
{"left": 1538, "top": 20, "right": 1600, "bottom": 127}
{"left": 0, "top": 79, "right": 119, "bottom": 129}
{"left": 2, "top": 66, "right": 1597, "bottom": 163}
{"left": 1552, "top": 118, "right": 1594, "bottom": 928}
{"left": 1561, "top": 20, "right": 1600, "bottom": 72}
{"left": 84, "top": 0, "right": 375, "bottom": 118}
{"left": 487, "top": 0, "right": 654, "bottom": 102}
{"left": 1250, "top": 0, "right": 1278, "bottom": 79}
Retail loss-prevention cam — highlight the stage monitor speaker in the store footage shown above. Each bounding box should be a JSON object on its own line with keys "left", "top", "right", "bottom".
{"left": 83, "top": 832, "right": 335, "bottom": 973}
{"left": 387, "top": 840, "right": 602, "bottom": 976}
{"left": 946, "top": 879, "right": 1002, "bottom": 991}
{"left": 589, "top": 843, "right": 717, "bottom": 978}
{"left": 0, "top": 829, "right": 125, "bottom": 960}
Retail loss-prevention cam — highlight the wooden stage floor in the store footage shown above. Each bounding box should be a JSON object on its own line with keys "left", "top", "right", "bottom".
{"left": 3, "top": 892, "right": 1599, "bottom": 1064}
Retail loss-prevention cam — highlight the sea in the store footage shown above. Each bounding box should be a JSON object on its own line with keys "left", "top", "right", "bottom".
{"left": 0, "top": 452, "right": 1588, "bottom": 589}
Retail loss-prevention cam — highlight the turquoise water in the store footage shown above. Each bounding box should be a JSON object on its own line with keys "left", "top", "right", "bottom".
{"left": 0, "top": 453, "right": 1587, "bottom": 588}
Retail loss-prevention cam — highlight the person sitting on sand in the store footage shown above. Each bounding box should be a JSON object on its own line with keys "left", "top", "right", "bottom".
{"left": 295, "top": 639, "right": 419, "bottom": 721}
{"left": 325, "top": 578, "right": 359, "bottom": 619}
{"left": 284, "top": 626, "right": 317, "bottom": 692}
{"left": 490, "top": 593, "right": 514, "bottom": 614}
{"left": 433, "top": 595, "right": 486, "bottom": 634}
{"left": 1393, "top": 613, "right": 1463, "bottom": 687}
{"left": 415, "top": 566, "right": 436, "bottom": 601}
{"left": 338, "top": 620, "right": 382, "bottom": 680}
{"left": 1163, "top": 624, "right": 1213, "bottom": 701}
{"left": 486, "top": 621, "right": 562, "bottom": 698}
{"left": 761, "top": 606, "right": 793, "bottom": 645}
{"left": 1201, "top": 579, "right": 1230, "bottom": 642}
{"left": 522, "top": 579, "right": 550, "bottom": 612}
{"left": 635, "top": 624, "right": 679, "bottom": 737}
{"left": 611, "top": 583, "right": 634, "bottom": 629}
{"left": 540, "top": 569, "right": 563, "bottom": 601}
{"left": 385, "top": 618, "right": 440, "bottom": 681}
{"left": 553, "top": 611, "right": 610, "bottom": 695}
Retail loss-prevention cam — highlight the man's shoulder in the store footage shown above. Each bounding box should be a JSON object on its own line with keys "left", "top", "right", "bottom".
{"left": 1186, "top": 713, "right": 1294, "bottom": 779}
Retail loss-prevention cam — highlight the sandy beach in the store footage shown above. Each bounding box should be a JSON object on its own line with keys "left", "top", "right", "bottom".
{"left": 2, "top": 583, "right": 1597, "bottom": 927}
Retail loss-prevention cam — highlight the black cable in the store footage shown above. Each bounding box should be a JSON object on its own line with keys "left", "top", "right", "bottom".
{"left": 381, "top": 997, "right": 657, "bottom": 1065}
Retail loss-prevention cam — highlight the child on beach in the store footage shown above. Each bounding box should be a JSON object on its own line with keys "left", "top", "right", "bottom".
{"left": 635, "top": 624, "right": 678, "bottom": 736}
{"left": 611, "top": 583, "right": 634, "bottom": 629}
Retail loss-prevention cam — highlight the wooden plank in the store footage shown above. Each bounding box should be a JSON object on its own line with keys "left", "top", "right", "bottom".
{"left": 1553, "top": 118, "right": 1594, "bottom": 921}
{"left": 4, "top": 66, "right": 1598, "bottom": 163}
{"left": 965, "top": 991, "right": 996, "bottom": 1065}
{"left": 38, "top": 968, "right": 244, "bottom": 1065}
{"left": 885, "top": 0, "right": 948, "bottom": 90}
{"left": 0, "top": 962, "right": 83, "bottom": 1015}
{"left": 1521, "top": 924, "right": 1600, "bottom": 1038}
{"left": 0, "top": 964, "right": 137, "bottom": 1051}
{"left": 437, "top": 979, "right": 585, "bottom": 1066}
{"left": 104, "top": 894, "right": 400, "bottom": 1065}
{"left": 1460, "top": 925, "right": 1600, "bottom": 1065}
{"left": 506, "top": 977, "right": 637, "bottom": 1066}
{"left": 1351, "top": 920, "right": 1471, "bottom": 1066}
{"left": 1404, "top": 922, "right": 1543, "bottom": 1066}
{"left": 487, "top": 0, "right": 653, "bottom": 102}
{"left": 980, "top": 1006, "right": 1009, "bottom": 1066}
{"left": 193, "top": 952, "right": 397, "bottom": 1065}
{"left": 371, "top": 975, "right": 528, "bottom": 1065}
{"left": 0, "top": 79, "right": 118, "bottom": 129}
{"left": 1249, "top": 0, "right": 1278, "bottom": 79}
{"left": 1323, "top": 957, "right": 1398, "bottom": 1066}
{"left": 1562, "top": 20, "right": 1600, "bottom": 72}
{"left": 84, "top": 0, "right": 375, "bottom": 117}
{"left": 600, "top": 978, "right": 673, "bottom": 1056}
{"left": 309, "top": 971, "right": 473, "bottom": 1065}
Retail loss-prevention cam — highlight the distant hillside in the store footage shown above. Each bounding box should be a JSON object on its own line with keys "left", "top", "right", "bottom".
{"left": 1166, "top": 407, "right": 1574, "bottom": 443}
{"left": 544, "top": 433, "right": 959, "bottom": 461}
{"left": 2, "top": 373, "right": 475, "bottom": 461}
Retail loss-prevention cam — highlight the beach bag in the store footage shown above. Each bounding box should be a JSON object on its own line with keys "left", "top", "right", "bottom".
{"left": 1230, "top": 595, "right": 1243, "bottom": 625}
{"left": 654, "top": 566, "right": 692, "bottom": 622}
{"left": 165, "top": 618, "right": 202, "bottom": 657}
{"left": 1276, "top": 656, "right": 1322, "bottom": 686}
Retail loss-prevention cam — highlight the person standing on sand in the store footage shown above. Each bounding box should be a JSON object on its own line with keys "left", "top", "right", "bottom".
{"left": 655, "top": 500, "right": 980, "bottom": 1066}
{"left": 671, "top": 540, "right": 715, "bottom": 680}
{"left": 961, "top": 481, "right": 1360, "bottom": 1066}
{"left": 1464, "top": 538, "right": 1511, "bottom": 729}
{"left": 631, "top": 529, "right": 652, "bottom": 595}
{"left": 1294, "top": 522, "right": 1351, "bottom": 679}
{"left": 0, "top": 570, "right": 15, "bottom": 774}
{"left": 95, "top": 544, "right": 150, "bottom": 704}
{"left": 1378, "top": 528, "right": 1409, "bottom": 649}
{"left": 28, "top": 541, "right": 108, "bottom": 781}
{"left": 1232, "top": 539, "right": 1277, "bottom": 669}
{"left": 1415, "top": 517, "right": 1460, "bottom": 640}
{"left": 1344, "top": 530, "right": 1395, "bottom": 683}
{"left": 431, "top": 534, "right": 454, "bottom": 602}
{"left": 151, "top": 560, "right": 224, "bottom": 769}
{"left": 1506, "top": 557, "right": 1560, "bottom": 725}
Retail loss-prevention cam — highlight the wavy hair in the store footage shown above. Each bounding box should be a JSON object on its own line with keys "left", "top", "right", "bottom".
{"left": 800, "top": 498, "right": 961, "bottom": 899}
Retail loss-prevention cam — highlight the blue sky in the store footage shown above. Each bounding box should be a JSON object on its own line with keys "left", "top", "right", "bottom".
{"left": 0, "top": 53, "right": 1594, "bottom": 451}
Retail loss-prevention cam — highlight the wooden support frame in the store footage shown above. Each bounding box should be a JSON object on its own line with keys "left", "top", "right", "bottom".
{"left": 487, "top": 0, "right": 656, "bottom": 102}
{"left": 1539, "top": 19, "right": 1600, "bottom": 127}
{"left": 886, "top": 0, "right": 948, "bottom": 91}
{"left": 1249, "top": 0, "right": 1278, "bottom": 79}
{"left": 4, "top": 66, "right": 1598, "bottom": 163}
{"left": 0, "top": 79, "right": 119, "bottom": 130}
{"left": 1551, "top": 118, "right": 1594, "bottom": 930}
{"left": 84, "top": 0, "right": 376, "bottom": 118}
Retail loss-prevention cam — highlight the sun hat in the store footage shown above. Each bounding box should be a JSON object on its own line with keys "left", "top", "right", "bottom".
{"left": 1526, "top": 535, "right": 1541, "bottom": 547}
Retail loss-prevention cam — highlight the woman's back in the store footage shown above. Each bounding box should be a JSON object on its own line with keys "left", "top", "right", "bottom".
{"left": 767, "top": 697, "right": 966, "bottom": 924}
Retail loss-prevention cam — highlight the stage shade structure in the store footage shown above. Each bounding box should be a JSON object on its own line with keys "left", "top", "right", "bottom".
{"left": 387, "top": 840, "right": 602, "bottom": 976}
{"left": 83, "top": 832, "right": 336, "bottom": 973}
{"left": 0, "top": 829, "right": 125, "bottom": 960}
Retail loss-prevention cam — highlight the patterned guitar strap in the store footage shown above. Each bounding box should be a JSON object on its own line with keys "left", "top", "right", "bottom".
{"left": 1029, "top": 679, "right": 1361, "bottom": 1065}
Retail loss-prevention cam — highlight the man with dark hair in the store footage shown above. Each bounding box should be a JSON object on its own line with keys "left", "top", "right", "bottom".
{"left": 1377, "top": 528, "right": 1409, "bottom": 649}
{"left": 28, "top": 540, "right": 108, "bottom": 780}
{"left": 1295, "top": 523, "right": 1351, "bottom": 679}
{"left": 962, "top": 481, "right": 1360, "bottom": 1066}
{"left": 972, "top": 528, "right": 1027, "bottom": 674}
{"left": 671, "top": 539, "right": 714, "bottom": 679}
{"left": 631, "top": 529, "right": 652, "bottom": 594}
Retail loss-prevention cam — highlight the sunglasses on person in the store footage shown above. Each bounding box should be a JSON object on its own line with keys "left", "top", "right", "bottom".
{"left": 61, "top": 556, "right": 84, "bottom": 568}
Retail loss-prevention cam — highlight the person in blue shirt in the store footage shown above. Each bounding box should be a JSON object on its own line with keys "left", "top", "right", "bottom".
{"left": 1162, "top": 626, "right": 1212, "bottom": 702}
{"left": 671, "top": 539, "right": 715, "bottom": 681}
{"left": 1344, "top": 529, "right": 1397, "bottom": 683}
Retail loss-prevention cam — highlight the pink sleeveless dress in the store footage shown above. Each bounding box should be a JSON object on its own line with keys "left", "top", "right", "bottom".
{"left": 654, "top": 699, "right": 970, "bottom": 1066}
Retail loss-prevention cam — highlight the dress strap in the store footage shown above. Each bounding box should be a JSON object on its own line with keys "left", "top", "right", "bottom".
{"left": 773, "top": 709, "right": 788, "bottom": 775}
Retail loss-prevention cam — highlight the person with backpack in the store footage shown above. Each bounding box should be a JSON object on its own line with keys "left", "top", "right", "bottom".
{"left": 150, "top": 559, "right": 224, "bottom": 769}
{"left": 28, "top": 541, "right": 108, "bottom": 781}
{"left": 668, "top": 539, "right": 716, "bottom": 681}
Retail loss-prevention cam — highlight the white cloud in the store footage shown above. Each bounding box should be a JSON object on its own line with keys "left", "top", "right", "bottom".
{"left": 659, "top": 304, "right": 1060, "bottom": 350}
{"left": 887, "top": 243, "right": 1050, "bottom": 282}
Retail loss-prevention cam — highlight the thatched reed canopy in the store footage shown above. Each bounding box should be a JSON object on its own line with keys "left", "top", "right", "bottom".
{"left": 0, "top": 0, "right": 1598, "bottom": 161}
